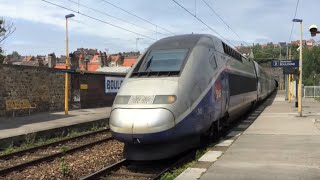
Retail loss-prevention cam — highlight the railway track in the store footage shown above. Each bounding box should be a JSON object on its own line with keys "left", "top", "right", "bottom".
{"left": 80, "top": 150, "right": 196, "bottom": 180}
{"left": 0, "top": 128, "right": 112, "bottom": 176}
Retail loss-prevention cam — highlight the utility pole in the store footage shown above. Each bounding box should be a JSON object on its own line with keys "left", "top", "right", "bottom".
{"left": 64, "top": 14, "right": 75, "bottom": 115}
{"left": 293, "top": 18, "right": 303, "bottom": 116}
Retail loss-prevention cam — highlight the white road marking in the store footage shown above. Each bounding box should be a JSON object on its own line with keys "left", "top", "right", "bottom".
{"left": 226, "top": 131, "right": 242, "bottom": 137}
{"left": 198, "top": 151, "right": 223, "bottom": 162}
{"left": 237, "top": 124, "right": 250, "bottom": 129}
{"left": 243, "top": 120, "right": 253, "bottom": 123}
{"left": 174, "top": 168, "right": 207, "bottom": 180}
{"left": 216, "top": 139, "right": 234, "bottom": 147}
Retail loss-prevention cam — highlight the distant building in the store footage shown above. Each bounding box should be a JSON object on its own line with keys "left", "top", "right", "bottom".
{"left": 3, "top": 55, "right": 24, "bottom": 64}
{"left": 291, "top": 40, "right": 307, "bottom": 46}
{"left": 278, "top": 42, "right": 287, "bottom": 47}
{"left": 306, "top": 39, "right": 316, "bottom": 46}
{"left": 96, "top": 66, "right": 131, "bottom": 73}
{"left": 122, "top": 58, "right": 137, "bottom": 67}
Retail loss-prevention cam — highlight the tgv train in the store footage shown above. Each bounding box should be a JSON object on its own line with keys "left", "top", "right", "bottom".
{"left": 109, "top": 34, "right": 277, "bottom": 160}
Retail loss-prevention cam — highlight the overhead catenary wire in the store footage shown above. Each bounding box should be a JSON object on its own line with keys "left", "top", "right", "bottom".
{"left": 100, "top": 0, "right": 175, "bottom": 35}
{"left": 288, "top": 0, "right": 300, "bottom": 43}
{"left": 172, "top": 0, "right": 237, "bottom": 48}
{"left": 41, "top": 0, "right": 156, "bottom": 40}
{"left": 202, "top": 0, "right": 249, "bottom": 46}
{"left": 67, "top": 0, "right": 168, "bottom": 36}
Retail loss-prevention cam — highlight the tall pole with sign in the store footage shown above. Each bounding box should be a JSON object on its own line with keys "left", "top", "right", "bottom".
{"left": 293, "top": 18, "right": 303, "bottom": 116}
{"left": 298, "top": 21, "right": 303, "bottom": 116}
{"left": 65, "top": 14, "right": 75, "bottom": 115}
{"left": 288, "top": 75, "right": 291, "bottom": 102}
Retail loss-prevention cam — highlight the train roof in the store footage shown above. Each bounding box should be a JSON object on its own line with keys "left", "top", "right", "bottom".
{"left": 149, "top": 34, "right": 215, "bottom": 50}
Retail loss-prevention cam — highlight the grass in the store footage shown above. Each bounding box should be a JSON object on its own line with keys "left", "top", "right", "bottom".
{"left": 0, "top": 126, "right": 107, "bottom": 156}
{"left": 60, "top": 157, "right": 70, "bottom": 177}
{"left": 160, "top": 143, "right": 216, "bottom": 180}
{"left": 160, "top": 161, "right": 195, "bottom": 180}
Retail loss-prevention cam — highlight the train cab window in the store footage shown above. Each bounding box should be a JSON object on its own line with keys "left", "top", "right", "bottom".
{"left": 138, "top": 49, "right": 188, "bottom": 72}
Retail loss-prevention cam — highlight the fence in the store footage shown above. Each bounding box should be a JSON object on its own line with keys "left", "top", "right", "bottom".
{"left": 304, "top": 86, "right": 320, "bottom": 98}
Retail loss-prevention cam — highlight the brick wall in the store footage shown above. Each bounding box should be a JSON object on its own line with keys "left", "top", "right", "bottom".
{"left": 74, "top": 73, "right": 125, "bottom": 108}
{"left": 0, "top": 64, "right": 126, "bottom": 117}
{"left": 0, "top": 64, "right": 67, "bottom": 116}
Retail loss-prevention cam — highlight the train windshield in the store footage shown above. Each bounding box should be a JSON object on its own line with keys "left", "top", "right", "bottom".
{"left": 138, "top": 49, "right": 188, "bottom": 72}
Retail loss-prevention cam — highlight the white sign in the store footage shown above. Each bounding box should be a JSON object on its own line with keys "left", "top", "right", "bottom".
{"left": 105, "top": 77, "right": 124, "bottom": 93}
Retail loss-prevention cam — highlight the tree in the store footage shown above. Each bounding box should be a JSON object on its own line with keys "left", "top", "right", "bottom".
{"left": 0, "top": 17, "right": 16, "bottom": 43}
{"left": 11, "top": 51, "right": 20, "bottom": 59}
{"left": 302, "top": 46, "right": 320, "bottom": 85}
{"left": 0, "top": 17, "right": 16, "bottom": 64}
{"left": 0, "top": 47, "right": 4, "bottom": 64}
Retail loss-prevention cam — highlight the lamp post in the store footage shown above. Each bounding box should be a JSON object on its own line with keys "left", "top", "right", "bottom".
{"left": 309, "top": 25, "right": 320, "bottom": 98}
{"left": 293, "top": 18, "right": 303, "bottom": 117}
{"left": 65, "top": 13, "right": 75, "bottom": 115}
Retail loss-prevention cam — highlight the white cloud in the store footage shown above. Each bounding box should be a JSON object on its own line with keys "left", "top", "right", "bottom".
{"left": 0, "top": 0, "right": 319, "bottom": 55}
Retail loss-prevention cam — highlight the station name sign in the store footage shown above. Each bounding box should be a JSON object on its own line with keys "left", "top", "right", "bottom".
{"left": 271, "top": 60, "right": 299, "bottom": 68}
{"left": 105, "top": 76, "right": 125, "bottom": 93}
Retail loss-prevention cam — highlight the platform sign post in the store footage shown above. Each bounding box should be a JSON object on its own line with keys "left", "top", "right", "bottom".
{"left": 288, "top": 75, "right": 291, "bottom": 102}
{"left": 272, "top": 60, "right": 299, "bottom": 102}
{"left": 271, "top": 60, "right": 299, "bottom": 68}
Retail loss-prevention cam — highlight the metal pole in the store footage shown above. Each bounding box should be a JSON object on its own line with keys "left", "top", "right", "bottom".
{"left": 288, "top": 75, "right": 291, "bottom": 102}
{"left": 285, "top": 74, "right": 288, "bottom": 100}
{"left": 65, "top": 18, "right": 69, "bottom": 115}
{"left": 298, "top": 21, "right": 303, "bottom": 116}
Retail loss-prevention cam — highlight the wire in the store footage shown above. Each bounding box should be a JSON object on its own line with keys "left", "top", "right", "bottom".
{"left": 41, "top": 0, "right": 156, "bottom": 40}
{"left": 288, "top": 0, "right": 300, "bottom": 43}
{"left": 202, "top": 0, "right": 249, "bottom": 46}
{"left": 172, "top": 0, "right": 236, "bottom": 47}
{"left": 100, "top": 0, "right": 175, "bottom": 35}
{"left": 67, "top": 0, "right": 168, "bottom": 36}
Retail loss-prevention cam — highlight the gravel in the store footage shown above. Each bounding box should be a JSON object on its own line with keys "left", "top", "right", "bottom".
{"left": 0, "top": 132, "right": 111, "bottom": 169}
{"left": 3, "top": 140, "right": 124, "bottom": 180}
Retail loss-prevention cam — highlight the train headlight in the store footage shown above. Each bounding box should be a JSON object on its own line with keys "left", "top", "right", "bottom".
{"left": 114, "top": 96, "right": 131, "bottom": 104}
{"left": 153, "top": 95, "right": 177, "bottom": 104}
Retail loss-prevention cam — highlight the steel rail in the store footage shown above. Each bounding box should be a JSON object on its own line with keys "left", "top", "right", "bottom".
{"left": 80, "top": 159, "right": 128, "bottom": 180}
{"left": 0, "top": 136, "right": 112, "bottom": 176}
{"left": 0, "top": 128, "right": 110, "bottom": 160}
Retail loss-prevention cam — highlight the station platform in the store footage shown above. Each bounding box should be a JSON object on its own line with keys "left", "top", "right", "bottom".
{"left": 0, "top": 107, "right": 111, "bottom": 148}
{"left": 176, "top": 91, "right": 320, "bottom": 180}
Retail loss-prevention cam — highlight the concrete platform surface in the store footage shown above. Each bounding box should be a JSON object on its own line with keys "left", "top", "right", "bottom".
{"left": 0, "top": 107, "right": 111, "bottom": 140}
{"left": 200, "top": 93, "right": 320, "bottom": 180}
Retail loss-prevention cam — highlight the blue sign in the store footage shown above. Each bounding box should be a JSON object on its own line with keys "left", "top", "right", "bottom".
{"left": 105, "top": 77, "right": 124, "bottom": 93}
{"left": 61, "top": 69, "right": 76, "bottom": 73}
{"left": 271, "top": 60, "right": 299, "bottom": 68}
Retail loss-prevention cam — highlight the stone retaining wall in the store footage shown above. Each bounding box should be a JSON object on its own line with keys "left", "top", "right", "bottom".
{"left": 0, "top": 64, "right": 67, "bottom": 116}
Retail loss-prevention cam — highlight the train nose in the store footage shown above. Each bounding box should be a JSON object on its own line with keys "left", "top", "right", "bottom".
{"left": 109, "top": 108, "right": 175, "bottom": 143}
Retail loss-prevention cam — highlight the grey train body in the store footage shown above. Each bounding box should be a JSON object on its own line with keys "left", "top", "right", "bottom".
{"left": 109, "top": 34, "right": 276, "bottom": 160}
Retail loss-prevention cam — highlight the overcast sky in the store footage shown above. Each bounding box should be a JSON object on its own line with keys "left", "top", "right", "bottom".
{"left": 0, "top": 0, "right": 318, "bottom": 56}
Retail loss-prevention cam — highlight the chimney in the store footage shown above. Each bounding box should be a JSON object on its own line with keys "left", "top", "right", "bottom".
{"left": 48, "top": 53, "right": 56, "bottom": 68}
{"left": 38, "top": 58, "right": 44, "bottom": 67}
{"left": 103, "top": 52, "right": 107, "bottom": 67}
{"left": 70, "top": 53, "right": 79, "bottom": 70}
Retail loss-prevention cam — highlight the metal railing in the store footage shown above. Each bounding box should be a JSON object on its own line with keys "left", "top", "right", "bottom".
{"left": 304, "top": 86, "right": 320, "bottom": 98}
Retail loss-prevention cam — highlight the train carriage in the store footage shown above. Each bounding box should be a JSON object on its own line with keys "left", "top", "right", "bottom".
{"left": 109, "top": 34, "right": 276, "bottom": 160}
